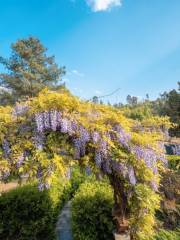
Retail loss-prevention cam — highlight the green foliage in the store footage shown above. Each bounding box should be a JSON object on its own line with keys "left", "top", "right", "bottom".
{"left": 72, "top": 180, "right": 115, "bottom": 240}
{"left": 0, "top": 184, "right": 54, "bottom": 240}
{"left": 0, "top": 37, "right": 65, "bottom": 104}
{"left": 123, "top": 102, "right": 153, "bottom": 121}
{"left": 153, "top": 229, "right": 180, "bottom": 240}
{"left": 68, "top": 166, "right": 91, "bottom": 198}
{"left": 130, "top": 184, "right": 160, "bottom": 240}
{"left": 0, "top": 177, "right": 69, "bottom": 240}
{"left": 158, "top": 169, "right": 180, "bottom": 230}
{"left": 151, "top": 84, "right": 180, "bottom": 137}
{"left": 167, "top": 155, "right": 180, "bottom": 171}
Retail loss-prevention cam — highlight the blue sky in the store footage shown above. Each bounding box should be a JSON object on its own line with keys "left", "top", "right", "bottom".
{"left": 0, "top": 0, "right": 180, "bottom": 103}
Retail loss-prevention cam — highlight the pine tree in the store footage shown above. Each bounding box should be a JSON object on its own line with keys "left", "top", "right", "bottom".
{"left": 0, "top": 37, "right": 65, "bottom": 104}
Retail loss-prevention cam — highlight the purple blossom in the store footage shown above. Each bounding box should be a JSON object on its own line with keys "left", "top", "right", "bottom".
{"left": 73, "top": 138, "right": 81, "bottom": 159}
{"left": 12, "top": 103, "right": 29, "bottom": 116}
{"left": 60, "top": 118, "right": 69, "bottom": 133}
{"left": 50, "top": 110, "right": 58, "bottom": 131}
{"left": 114, "top": 125, "right": 131, "bottom": 149}
{"left": 79, "top": 126, "right": 90, "bottom": 142}
{"left": 37, "top": 167, "right": 43, "bottom": 179}
{"left": 95, "top": 151, "right": 102, "bottom": 167}
{"left": 35, "top": 113, "right": 44, "bottom": 133}
{"left": 71, "top": 120, "right": 78, "bottom": 133}
{"left": 43, "top": 111, "right": 51, "bottom": 129}
{"left": 56, "top": 111, "right": 62, "bottom": 128}
{"left": 16, "top": 153, "right": 25, "bottom": 168}
{"left": 34, "top": 133, "right": 45, "bottom": 150}
{"left": 0, "top": 170, "right": 10, "bottom": 181}
{"left": 131, "top": 145, "right": 166, "bottom": 174}
{"left": 151, "top": 180, "right": 158, "bottom": 192}
{"left": 38, "top": 182, "right": 50, "bottom": 191}
{"left": 128, "top": 166, "right": 136, "bottom": 185}
{"left": 111, "top": 160, "right": 128, "bottom": 178}
{"left": 99, "top": 139, "right": 108, "bottom": 157}
{"left": 92, "top": 131, "right": 100, "bottom": 144}
{"left": 85, "top": 166, "right": 91, "bottom": 176}
{"left": 2, "top": 139, "right": 11, "bottom": 158}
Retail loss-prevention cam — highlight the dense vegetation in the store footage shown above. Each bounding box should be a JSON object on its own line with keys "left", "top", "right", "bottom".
{"left": 0, "top": 37, "right": 179, "bottom": 240}
{"left": 112, "top": 83, "right": 180, "bottom": 137}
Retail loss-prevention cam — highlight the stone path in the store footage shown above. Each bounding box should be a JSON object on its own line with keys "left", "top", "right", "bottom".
{"left": 56, "top": 201, "right": 72, "bottom": 240}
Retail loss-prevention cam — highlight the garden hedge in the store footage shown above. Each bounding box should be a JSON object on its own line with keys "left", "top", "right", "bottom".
{"left": 0, "top": 177, "right": 69, "bottom": 240}
{"left": 72, "top": 180, "right": 115, "bottom": 240}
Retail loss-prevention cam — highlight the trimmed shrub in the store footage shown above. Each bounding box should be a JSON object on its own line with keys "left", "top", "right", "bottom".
{"left": 72, "top": 180, "right": 115, "bottom": 240}
{"left": 0, "top": 177, "right": 69, "bottom": 240}
{"left": 0, "top": 184, "right": 54, "bottom": 240}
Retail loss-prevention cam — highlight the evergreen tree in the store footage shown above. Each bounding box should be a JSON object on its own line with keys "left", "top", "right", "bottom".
{"left": 0, "top": 37, "right": 65, "bottom": 104}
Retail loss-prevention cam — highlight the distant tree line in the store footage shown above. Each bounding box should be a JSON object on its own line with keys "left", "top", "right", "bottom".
{"left": 111, "top": 83, "right": 180, "bottom": 137}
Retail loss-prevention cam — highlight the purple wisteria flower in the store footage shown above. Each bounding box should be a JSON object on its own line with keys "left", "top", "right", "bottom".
{"left": 128, "top": 166, "right": 136, "bottom": 185}
{"left": 111, "top": 160, "right": 128, "bottom": 178}
{"left": 12, "top": 103, "right": 29, "bottom": 116}
{"left": 114, "top": 125, "right": 131, "bottom": 149}
{"left": 95, "top": 151, "right": 102, "bottom": 167}
{"left": 50, "top": 110, "right": 59, "bottom": 131}
{"left": 131, "top": 145, "right": 167, "bottom": 173}
{"left": 2, "top": 139, "right": 11, "bottom": 158}
{"left": 99, "top": 139, "right": 108, "bottom": 157}
{"left": 38, "top": 182, "right": 50, "bottom": 191}
{"left": 151, "top": 180, "right": 158, "bottom": 192}
{"left": 35, "top": 113, "right": 44, "bottom": 133}
{"left": 43, "top": 111, "right": 51, "bottom": 129}
{"left": 0, "top": 170, "right": 10, "bottom": 181}
{"left": 73, "top": 138, "right": 81, "bottom": 159}
{"left": 92, "top": 131, "right": 100, "bottom": 144}
{"left": 16, "top": 153, "right": 25, "bottom": 168}
{"left": 60, "top": 118, "right": 69, "bottom": 133}
{"left": 33, "top": 133, "right": 45, "bottom": 150}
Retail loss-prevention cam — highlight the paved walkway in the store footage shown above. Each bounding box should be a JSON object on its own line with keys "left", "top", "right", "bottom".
{"left": 56, "top": 201, "right": 72, "bottom": 240}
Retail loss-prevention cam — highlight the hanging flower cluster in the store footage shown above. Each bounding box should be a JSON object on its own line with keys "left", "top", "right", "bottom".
{"left": 12, "top": 103, "right": 29, "bottom": 117}
{"left": 32, "top": 109, "right": 166, "bottom": 191}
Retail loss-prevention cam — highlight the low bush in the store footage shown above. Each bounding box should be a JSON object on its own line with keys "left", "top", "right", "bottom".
{"left": 0, "top": 176, "right": 69, "bottom": 240}
{"left": 72, "top": 180, "right": 115, "bottom": 240}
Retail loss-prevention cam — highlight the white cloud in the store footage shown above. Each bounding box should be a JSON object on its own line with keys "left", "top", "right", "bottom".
{"left": 86, "top": 0, "right": 122, "bottom": 12}
{"left": 72, "top": 69, "right": 84, "bottom": 77}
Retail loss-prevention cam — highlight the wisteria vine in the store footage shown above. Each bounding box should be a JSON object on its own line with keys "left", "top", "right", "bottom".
{"left": 0, "top": 107, "right": 167, "bottom": 192}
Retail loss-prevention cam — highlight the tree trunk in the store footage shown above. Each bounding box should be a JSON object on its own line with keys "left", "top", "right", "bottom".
{"left": 110, "top": 175, "right": 130, "bottom": 235}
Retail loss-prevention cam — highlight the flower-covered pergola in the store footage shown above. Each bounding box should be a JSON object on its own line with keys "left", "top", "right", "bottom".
{"left": 0, "top": 89, "right": 170, "bottom": 239}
